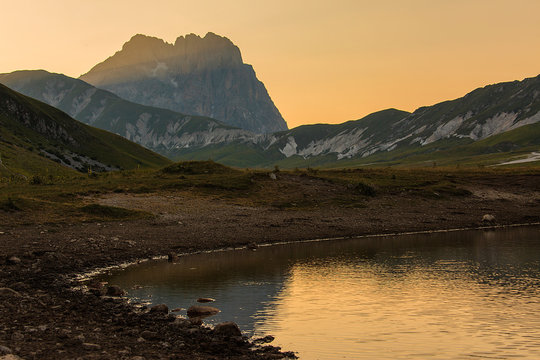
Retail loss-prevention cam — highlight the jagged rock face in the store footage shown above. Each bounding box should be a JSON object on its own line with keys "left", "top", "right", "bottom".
{"left": 80, "top": 33, "right": 288, "bottom": 134}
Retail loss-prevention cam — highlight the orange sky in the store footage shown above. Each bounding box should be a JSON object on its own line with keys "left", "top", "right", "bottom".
{"left": 1, "top": 0, "right": 540, "bottom": 128}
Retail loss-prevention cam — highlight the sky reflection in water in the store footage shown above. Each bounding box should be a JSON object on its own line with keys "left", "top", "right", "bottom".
{"left": 102, "top": 227, "right": 540, "bottom": 359}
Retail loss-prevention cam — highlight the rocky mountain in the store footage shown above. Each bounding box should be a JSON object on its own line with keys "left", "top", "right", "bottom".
{"left": 0, "top": 82, "right": 170, "bottom": 177}
{"left": 2, "top": 70, "right": 539, "bottom": 168}
{"left": 79, "top": 32, "right": 287, "bottom": 134}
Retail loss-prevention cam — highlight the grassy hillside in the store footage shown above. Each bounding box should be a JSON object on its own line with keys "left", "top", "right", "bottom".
{"left": 0, "top": 83, "right": 171, "bottom": 177}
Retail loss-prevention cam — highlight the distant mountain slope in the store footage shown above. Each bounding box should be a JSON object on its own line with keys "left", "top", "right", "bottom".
{"left": 79, "top": 33, "right": 287, "bottom": 133}
{"left": 0, "top": 70, "right": 255, "bottom": 159}
{"left": 0, "top": 83, "right": 170, "bottom": 175}
{"left": 3, "top": 70, "right": 539, "bottom": 168}
{"left": 174, "top": 75, "right": 540, "bottom": 167}
{"left": 173, "top": 109, "right": 412, "bottom": 167}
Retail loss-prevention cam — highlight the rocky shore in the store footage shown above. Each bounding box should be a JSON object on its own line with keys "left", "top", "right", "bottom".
{"left": 1, "top": 172, "right": 539, "bottom": 359}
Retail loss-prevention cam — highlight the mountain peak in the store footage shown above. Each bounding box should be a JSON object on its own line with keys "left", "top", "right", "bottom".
{"left": 79, "top": 32, "right": 287, "bottom": 133}
{"left": 121, "top": 34, "right": 172, "bottom": 52}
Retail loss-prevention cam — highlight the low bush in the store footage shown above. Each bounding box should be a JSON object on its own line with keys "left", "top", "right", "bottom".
{"left": 356, "top": 181, "right": 376, "bottom": 196}
{"left": 0, "top": 197, "right": 21, "bottom": 212}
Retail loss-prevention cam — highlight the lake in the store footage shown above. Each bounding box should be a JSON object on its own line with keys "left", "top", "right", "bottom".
{"left": 100, "top": 227, "right": 540, "bottom": 359}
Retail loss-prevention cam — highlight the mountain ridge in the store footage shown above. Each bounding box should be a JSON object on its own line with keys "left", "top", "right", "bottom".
{"left": 2, "top": 70, "right": 539, "bottom": 168}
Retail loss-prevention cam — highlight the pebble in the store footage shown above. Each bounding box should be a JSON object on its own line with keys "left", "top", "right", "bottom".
{"left": 172, "top": 318, "right": 191, "bottom": 328}
{"left": 213, "top": 322, "right": 242, "bottom": 337}
{"left": 0, "top": 355, "right": 24, "bottom": 360}
{"left": 149, "top": 304, "right": 168, "bottom": 314}
{"left": 6, "top": 257, "right": 21, "bottom": 265}
{"left": 185, "top": 328, "right": 199, "bottom": 335}
{"left": 106, "top": 285, "right": 125, "bottom": 296}
{"left": 140, "top": 331, "right": 159, "bottom": 340}
{"left": 186, "top": 305, "right": 220, "bottom": 317}
{"left": 82, "top": 343, "right": 101, "bottom": 351}
{"left": 0, "top": 288, "right": 22, "bottom": 297}
{"left": 196, "top": 298, "right": 215, "bottom": 303}
{"left": 0, "top": 345, "right": 12, "bottom": 355}
{"left": 167, "top": 252, "right": 179, "bottom": 262}
{"left": 254, "top": 335, "right": 275, "bottom": 344}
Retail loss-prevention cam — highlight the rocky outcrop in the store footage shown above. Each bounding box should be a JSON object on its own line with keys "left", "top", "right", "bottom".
{"left": 80, "top": 33, "right": 287, "bottom": 134}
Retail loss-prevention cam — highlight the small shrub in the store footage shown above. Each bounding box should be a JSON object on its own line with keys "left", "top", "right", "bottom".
{"left": 356, "top": 182, "right": 376, "bottom": 197}
{"left": 307, "top": 167, "right": 319, "bottom": 175}
{"left": 80, "top": 204, "right": 147, "bottom": 219}
{"left": 29, "top": 175, "right": 44, "bottom": 185}
{"left": 0, "top": 197, "right": 21, "bottom": 212}
{"left": 162, "top": 161, "right": 233, "bottom": 175}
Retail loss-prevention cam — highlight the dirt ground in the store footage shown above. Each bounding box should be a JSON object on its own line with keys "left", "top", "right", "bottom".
{"left": 0, "top": 172, "right": 539, "bottom": 359}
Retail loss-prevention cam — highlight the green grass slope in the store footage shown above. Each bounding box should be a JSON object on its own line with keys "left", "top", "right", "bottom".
{"left": 0, "top": 83, "right": 171, "bottom": 176}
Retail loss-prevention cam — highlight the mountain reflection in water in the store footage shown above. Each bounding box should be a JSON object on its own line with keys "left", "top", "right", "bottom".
{"left": 101, "top": 227, "right": 540, "bottom": 359}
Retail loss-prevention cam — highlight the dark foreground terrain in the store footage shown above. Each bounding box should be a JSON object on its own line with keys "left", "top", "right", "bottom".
{"left": 0, "top": 164, "right": 539, "bottom": 359}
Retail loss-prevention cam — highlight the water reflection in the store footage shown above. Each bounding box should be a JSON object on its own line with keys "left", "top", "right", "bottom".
{"left": 102, "top": 227, "right": 540, "bottom": 359}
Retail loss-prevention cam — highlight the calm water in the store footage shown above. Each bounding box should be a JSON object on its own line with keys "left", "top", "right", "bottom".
{"left": 101, "top": 227, "right": 540, "bottom": 359}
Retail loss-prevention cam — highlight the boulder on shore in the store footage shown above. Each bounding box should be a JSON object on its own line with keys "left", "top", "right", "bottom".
{"left": 482, "top": 214, "right": 496, "bottom": 224}
{"left": 150, "top": 304, "right": 169, "bottom": 314}
{"left": 213, "top": 322, "right": 242, "bottom": 337}
{"left": 106, "top": 285, "right": 125, "bottom": 296}
{"left": 167, "top": 252, "right": 179, "bottom": 262}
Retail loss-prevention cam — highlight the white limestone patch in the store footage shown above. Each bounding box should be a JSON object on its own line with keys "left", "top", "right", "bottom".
{"left": 508, "top": 110, "right": 540, "bottom": 130}
{"left": 280, "top": 137, "right": 298, "bottom": 157}
{"left": 293, "top": 127, "right": 369, "bottom": 159}
{"left": 494, "top": 152, "right": 540, "bottom": 166}
{"left": 136, "top": 113, "right": 152, "bottom": 135}
{"left": 150, "top": 62, "right": 168, "bottom": 77}
{"left": 469, "top": 112, "right": 518, "bottom": 140}
{"left": 422, "top": 116, "right": 466, "bottom": 145}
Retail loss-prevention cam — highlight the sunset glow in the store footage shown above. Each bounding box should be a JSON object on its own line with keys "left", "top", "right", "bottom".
{"left": 2, "top": 0, "right": 540, "bottom": 128}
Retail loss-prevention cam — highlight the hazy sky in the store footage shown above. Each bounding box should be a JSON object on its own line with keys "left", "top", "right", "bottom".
{"left": 1, "top": 0, "right": 540, "bottom": 128}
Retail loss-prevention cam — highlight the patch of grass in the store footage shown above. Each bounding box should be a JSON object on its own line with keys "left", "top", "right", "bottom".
{"left": 0, "top": 161, "right": 537, "bottom": 226}
{"left": 0, "top": 197, "right": 22, "bottom": 212}
{"left": 355, "top": 182, "right": 377, "bottom": 197}
{"left": 29, "top": 175, "right": 44, "bottom": 185}
{"left": 79, "top": 204, "right": 151, "bottom": 220}
{"left": 162, "top": 161, "right": 235, "bottom": 175}
{"left": 430, "top": 184, "right": 472, "bottom": 197}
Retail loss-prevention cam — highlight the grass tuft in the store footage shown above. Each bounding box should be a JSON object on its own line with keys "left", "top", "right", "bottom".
{"left": 162, "top": 161, "right": 235, "bottom": 175}
{"left": 79, "top": 204, "right": 150, "bottom": 220}
{"left": 0, "top": 197, "right": 22, "bottom": 212}
{"left": 356, "top": 182, "right": 377, "bottom": 197}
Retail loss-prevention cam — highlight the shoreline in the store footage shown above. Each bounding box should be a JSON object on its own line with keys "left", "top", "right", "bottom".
{"left": 74, "top": 221, "right": 540, "bottom": 285}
